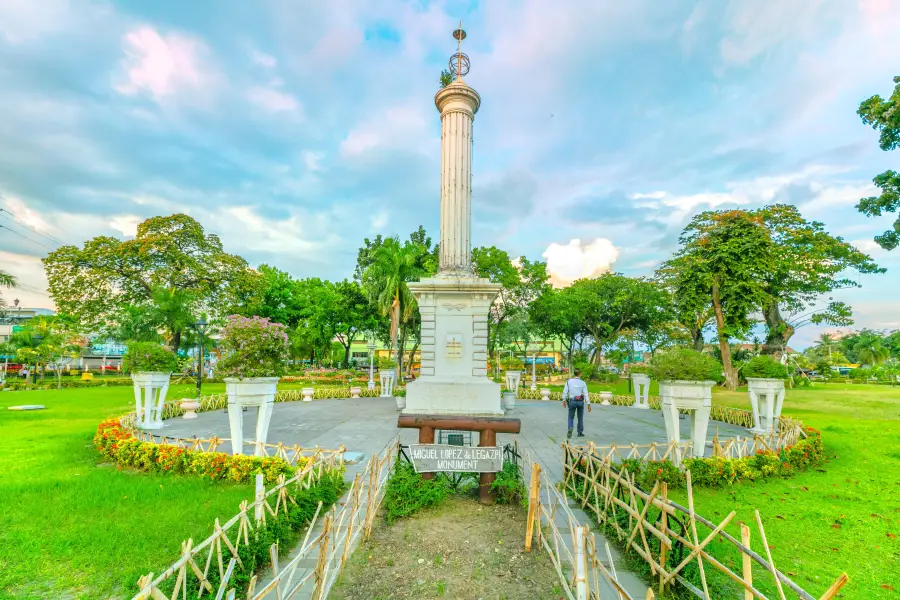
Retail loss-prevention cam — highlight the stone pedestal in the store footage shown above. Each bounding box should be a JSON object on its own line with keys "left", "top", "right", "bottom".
{"left": 747, "top": 378, "right": 786, "bottom": 435}
{"left": 659, "top": 380, "right": 714, "bottom": 460}
{"left": 132, "top": 372, "right": 171, "bottom": 429}
{"left": 225, "top": 377, "right": 278, "bottom": 456}
{"left": 403, "top": 277, "right": 503, "bottom": 416}
{"left": 631, "top": 373, "right": 651, "bottom": 409}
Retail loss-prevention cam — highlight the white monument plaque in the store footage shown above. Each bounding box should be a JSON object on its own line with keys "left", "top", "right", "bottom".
{"left": 408, "top": 444, "right": 503, "bottom": 473}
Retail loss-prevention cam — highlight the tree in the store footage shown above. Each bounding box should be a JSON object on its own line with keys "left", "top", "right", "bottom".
{"left": 12, "top": 315, "right": 83, "bottom": 388}
{"left": 853, "top": 331, "right": 891, "bottom": 366}
{"left": 665, "top": 210, "right": 775, "bottom": 390}
{"left": 753, "top": 204, "right": 882, "bottom": 356}
{"left": 655, "top": 256, "right": 713, "bottom": 352}
{"left": 529, "top": 287, "right": 586, "bottom": 371}
{"left": 251, "top": 265, "right": 306, "bottom": 328}
{"left": 439, "top": 69, "right": 453, "bottom": 88}
{"left": 0, "top": 270, "right": 15, "bottom": 309}
{"left": 43, "top": 214, "right": 258, "bottom": 351}
{"left": 566, "top": 274, "right": 670, "bottom": 364}
{"left": 814, "top": 333, "right": 837, "bottom": 360}
{"left": 332, "top": 280, "right": 378, "bottom": 367}
{"left": 361, "top": 237, "right": 423, "bottom": 372}
{"left": 473, "top": 247, "right": 550, "bottom": 358}
{"left": 857, "top": 75, "right": 900, "bottom": 250}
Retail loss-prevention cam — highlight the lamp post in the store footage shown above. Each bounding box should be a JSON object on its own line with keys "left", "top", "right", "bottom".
{"left": 530, "top": 353, "right": 537, "bottom": 390}
{"left": 192, "top": 317, "right": 210, "bottom": 396}
{"left": 367, "top": 339, "right": 376, "bottom": 391}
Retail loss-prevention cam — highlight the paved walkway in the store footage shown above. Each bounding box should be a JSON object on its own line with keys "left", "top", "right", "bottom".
{"left": 160, "top": 398, "right": 749, "bottom": 598}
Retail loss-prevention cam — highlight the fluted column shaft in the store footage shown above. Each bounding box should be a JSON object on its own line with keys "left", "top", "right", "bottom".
{"left": 435, "top": 81, "right": 480, "bottom": 275}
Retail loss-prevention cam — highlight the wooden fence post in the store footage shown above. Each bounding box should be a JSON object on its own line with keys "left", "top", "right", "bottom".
{"left": 658, "top": 482, "right": 669, "bottom": 596}
{"left": 741, "top": 523, "right": 753, "bottom": 600}
{"left": 573, "top": 525, "right": 589, "bottom": 600}
{"left": 525, "top": 462, "right": 541, "bottom": 552}
{"left": 254, "top": 473, "right": 264, "bottom": 525}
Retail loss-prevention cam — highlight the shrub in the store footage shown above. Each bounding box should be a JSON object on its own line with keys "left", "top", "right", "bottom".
{"left": 743, "top": 355, "right": 789, "bottom": 379}
{"left": 122, "top": 342, "right": 179, "bottom": 374}
{"left": 648, "top": 347, "right": 723, "bottom": 383}
{"left": 501, "top": 356, "right": 525, "bottom": 370}
{"left": 217, "top": 315, "right": 291, "bottom": 379}
{"left": 628, "top": 364, "right": 650, "bottom": 375}
{"left": 378, "top": 357, "right": 397, "bottom": 369}
{"left": 382, "top": 461, "right": 450, "bottom": 523}
{"left": 93, "top": 418, "right": 299, "bottom": 484}
{"left": 491, "top": 461, "right": 527, "bottom": 506}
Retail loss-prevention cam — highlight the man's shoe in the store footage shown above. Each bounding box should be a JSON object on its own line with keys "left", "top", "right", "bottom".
{"left": 577, "top": 433, "right": 586, "bottom": 438}
{"left": 567, "top": 429, "right": 573, "bottom": 439}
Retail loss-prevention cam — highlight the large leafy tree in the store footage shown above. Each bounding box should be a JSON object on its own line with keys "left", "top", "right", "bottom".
{"left": 858, "top": 76, "right": 900, "bottom": 250}
{"left": 665, "top": 210, "right": 775, "bottom": 389}
{"left": 472, "top": 246, "right": 550, "bottom": 357}
{"left": 43, "top": 214, "right": 259, "bottom": 351}
{"left": 12, "top": 315, "right": 83, "bottom": 388}
{"left": 528, "top": 286, "right": 586, "bottom": 371}
{"left": 854, "top": 334, "right": 891, "bottom": 366}
{"left": 753, "top": 204, "right": 882, "bottom": 355}
{"left": 332, "top": 280, "right": 379, "bottom": 367}
{"left": 567, "top": 274, "right": 669, "bottom": 363}
{"left": 655, "top": 255, "right": 713, "bottom": 352}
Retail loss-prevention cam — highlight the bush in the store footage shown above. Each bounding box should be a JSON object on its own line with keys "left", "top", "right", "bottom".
{"left": 501, "top": 356, "right": 525, "bottom": 370}
{"left": 628, "top": 364, "right": 650, "bottom": 375}
{"left": 382, "top": 461, "right": 450, "bottom": 523}
{"left": 217, "top": 315, "right": 291, "bottom": 379}
{"left": 648, "top": 347, "right": 723, "bottom": 383}
{"left": 122, "top": 342, "right": 179, "bottom": 374}
{"left": 491, "top": 461, "right": 527, "bottom": 506}
{"left": 378, "top": 357, "right": 397, "bottom": 369}
{"left": 743, "top": 355, "right": 789, "bottom": 379}
{"left": 93, "top": 418, "right": 299, "bottom": 484}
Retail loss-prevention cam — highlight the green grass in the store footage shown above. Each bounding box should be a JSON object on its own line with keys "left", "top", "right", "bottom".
{"left": 675, "top": 383, "right": 899, "bottom": 600}
{"left": 0, "top": 383, "right": 254, "bottom": 600}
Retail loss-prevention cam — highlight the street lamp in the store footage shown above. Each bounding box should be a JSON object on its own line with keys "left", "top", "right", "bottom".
{"left": 367, "top": 338, "right": 376, "bottom": 391}
{"left": 192, "top": 317, "right": 210, "bottom": 396}
{"left": 530, "top": 353, "right": 537, "bottom": 391}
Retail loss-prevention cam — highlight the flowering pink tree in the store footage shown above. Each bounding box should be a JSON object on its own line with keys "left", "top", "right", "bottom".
{"left": 217, "top": 315, "right": 290, "bottom": 379}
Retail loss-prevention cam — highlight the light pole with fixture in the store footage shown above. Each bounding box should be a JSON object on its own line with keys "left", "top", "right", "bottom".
{"left": 530, "top": 353, "right": 537, "bottom": 390}
{"left": 367, "top": 338, "right": 376, "bottom": 391}
{"left": 192, "top": 317, "right": 210, "bottom": 396}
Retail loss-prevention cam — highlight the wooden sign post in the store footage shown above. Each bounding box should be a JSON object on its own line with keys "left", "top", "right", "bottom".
{"left": 397, "top": 415, "right": 521, "bottom": 504}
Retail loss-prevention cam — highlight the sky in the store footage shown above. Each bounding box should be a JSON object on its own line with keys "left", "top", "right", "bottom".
{"left": 0, "top": 0, "right": 898, "bottom": 349}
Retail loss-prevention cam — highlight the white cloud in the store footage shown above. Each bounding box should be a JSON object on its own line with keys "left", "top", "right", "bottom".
{"left": 370, "top": 210, "right": 388, "bottom": 230}
{"left": 0, "top": 0, "right": 71, "bottom": 45}
{"left": 247, "top": 87, "right": 301, "bottom": 113}
{"left": 252, "top": 49, "right": 277, "bottom": 68}
{"left": 542, "top": 238, "right": 619, "bottom": 288}
{"left": 1, "top": 195, "right": 54, "bottom": 234}
{"left": 630, "top": 191, "right": 666, "bottom": 200}
{"left": 115, "top": 26, "right": 213, "bottom": 101}
{"left": 108, "top": 215, "right": 142, "bottom": 238}
{"left": 0, "top": 251, "right": 52, "bottom": 310}
{"left": 339, "top": 105, "right": 431, "bottom": 158}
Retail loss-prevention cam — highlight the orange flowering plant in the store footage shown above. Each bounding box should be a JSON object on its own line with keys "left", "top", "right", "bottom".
{"left": 94, "top": 418, "right": 303, "bottom": 484}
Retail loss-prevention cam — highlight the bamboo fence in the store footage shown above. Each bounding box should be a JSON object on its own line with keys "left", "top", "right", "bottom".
{"left": 245, "top": 436, "right": 398, "bottom": 600}
{"left": 130, "top": 437, "right": 395, "bottom": 600}
{"left": 562, "top": 444, "right": 849, "bottom": 599}
{"left": 520, "top": 446, "right": 653, "bottom": 600}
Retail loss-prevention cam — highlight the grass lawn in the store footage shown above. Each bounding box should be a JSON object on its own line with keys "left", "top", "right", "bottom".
{"left": 0, "top": 383, "right": 255, "bottom": 600}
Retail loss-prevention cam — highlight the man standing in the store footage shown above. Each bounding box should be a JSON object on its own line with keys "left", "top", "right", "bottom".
{"left": 562, "top": 368, "right": 591, "bottom": 439}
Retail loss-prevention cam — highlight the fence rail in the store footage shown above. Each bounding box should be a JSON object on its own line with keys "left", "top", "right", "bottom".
{"left": 519, "top": 445, "right": 653, "bottom": 600}
{"left": 562, "top": 443, "right": 848, "bottom": 600}
{"left": 131, "top": 450, "right": 344, "bottom": 600}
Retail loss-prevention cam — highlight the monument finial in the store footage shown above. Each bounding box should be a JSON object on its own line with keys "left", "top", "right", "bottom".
{"left": 450, "top": 22, "right": 470, "bottom": 80}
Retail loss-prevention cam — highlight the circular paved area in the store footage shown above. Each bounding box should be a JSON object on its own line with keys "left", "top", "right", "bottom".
{"left": 160, "top": 397, "right": 750, "bottom": 482}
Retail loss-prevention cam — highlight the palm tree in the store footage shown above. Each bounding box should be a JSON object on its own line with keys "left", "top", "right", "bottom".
{"left": 0, "top": 270, "right": 16, "bottom": 309}
{"left": 362, "top": 237, "right": 422, "bottom": 372}
{"left": 855, "top": 337, "right": 890, "bottom": 366}
{"left": 815, "top": 333, "right": 836, "bottom": 359}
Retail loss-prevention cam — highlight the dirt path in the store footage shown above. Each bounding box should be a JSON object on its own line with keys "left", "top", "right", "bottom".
{"left": 330, "top": 496, "right": 565, "bottom": 600}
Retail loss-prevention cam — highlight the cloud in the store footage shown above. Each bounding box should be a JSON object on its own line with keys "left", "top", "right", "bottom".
{"left": 0, "top": 251, "right": 51, "bottom": 309}
{"left": 247, "top": 87, "right": 301, "bottom": 113}
{"left": 108, "top": 215, "right": 142, "bottom": 238}
{"left": 0, "top": 0, "right": 71, "bottom": 45}
{"left": 339, "top": 105, "right": 431, "bottom": 158}
{"left": 252, "top": 49, "right": 277, "bottom": 68}
{"left": 115, "top": 26, "right": 213, "bottom": 102}
{"left": 542, "top": 239, "right": 619, "bottom": 288}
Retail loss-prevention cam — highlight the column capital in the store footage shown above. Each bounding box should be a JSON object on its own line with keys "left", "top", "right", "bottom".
{"left": 435, "top": 81, "right": 481, "bottom": 117}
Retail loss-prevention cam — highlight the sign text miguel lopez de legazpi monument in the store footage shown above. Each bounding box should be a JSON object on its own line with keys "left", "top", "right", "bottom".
{"left": 403, "top": 26, "right": 503, "bottom": 416}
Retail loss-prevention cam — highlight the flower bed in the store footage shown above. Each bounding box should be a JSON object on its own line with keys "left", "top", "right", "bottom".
{"left": 611, "top": 428, "right": 824, "bottom": 489}
{"left": 93, "top": 418, "right": 301, "bottom": 485}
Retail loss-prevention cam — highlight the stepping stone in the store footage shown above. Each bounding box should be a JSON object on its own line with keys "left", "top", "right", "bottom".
{"left": 8, "top": 405, "right": 45, "bottom": 411}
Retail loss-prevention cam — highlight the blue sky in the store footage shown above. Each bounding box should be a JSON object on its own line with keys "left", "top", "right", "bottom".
{"left": 0, "top": 0, "right": 898, "bottom": 349}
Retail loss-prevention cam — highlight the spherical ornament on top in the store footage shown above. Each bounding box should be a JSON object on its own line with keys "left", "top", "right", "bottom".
{"left": 449, "top": 52, "right": 470, "bottom": 79}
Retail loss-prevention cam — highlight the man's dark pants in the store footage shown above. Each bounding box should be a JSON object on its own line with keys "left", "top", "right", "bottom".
{"left": 567, "top": 400, "right": 585, "bottom": 435}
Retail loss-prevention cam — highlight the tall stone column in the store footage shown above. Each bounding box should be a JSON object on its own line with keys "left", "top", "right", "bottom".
{"left": 435, "top": 81, "right": 480, "bottom": 275}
